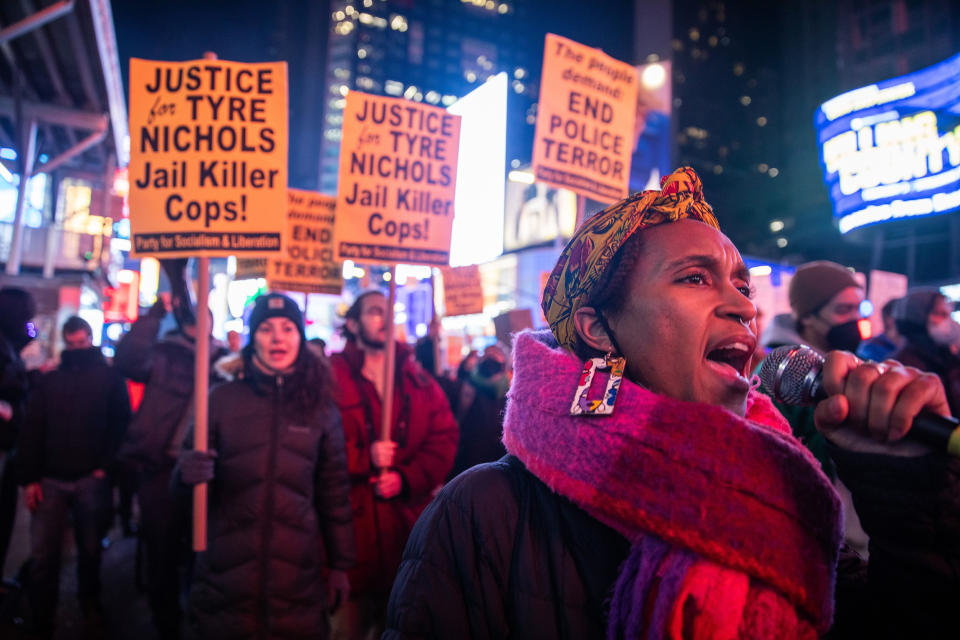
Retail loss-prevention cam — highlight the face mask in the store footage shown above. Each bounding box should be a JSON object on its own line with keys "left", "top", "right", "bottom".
{"left": 826, "top": 320, "right": 862, "bottom": 352}
{"left": 928, "top": 319, "right": 960, "bottom": 348}
{"left": 477, "top": 358, "right": 505, "bottom": 378}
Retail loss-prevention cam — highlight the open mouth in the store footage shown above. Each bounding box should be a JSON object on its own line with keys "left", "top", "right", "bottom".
{"left": 705, "top": 341, "right": 753, "bottom": 378}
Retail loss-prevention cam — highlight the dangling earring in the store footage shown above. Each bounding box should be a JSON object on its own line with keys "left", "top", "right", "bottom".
{"left": 570, "top": 352, "right": 626, "bottom": 416}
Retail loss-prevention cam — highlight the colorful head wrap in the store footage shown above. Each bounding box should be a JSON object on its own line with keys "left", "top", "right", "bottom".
{"left": 542, "top": 167, "right": 720, "bottom": 350}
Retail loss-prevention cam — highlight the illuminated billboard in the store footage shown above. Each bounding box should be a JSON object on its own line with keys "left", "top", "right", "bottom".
{"left": 447, "top": 72, "right": 507, "bottom": 266}
{"left": 631, "top": 60, "right": 672, "bottom": 193}
{"left": 815, "top": 52, "right": 960, "bottom": 234}
{"left": 502, "top": 172, "right": 577, "bottom": 252}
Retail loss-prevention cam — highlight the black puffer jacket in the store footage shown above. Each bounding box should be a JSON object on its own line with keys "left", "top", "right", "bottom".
{"left": 385, "top": 455, "right": 629, "bottom": 639}
{"left": 17, "top": 347, "right": 130, "bottom": 483}
{"left": 388, "top": 453, "right": 960, "bottom": 639}
{"left": 828, "top": 445, "right": 960, "bottom": 639}
{"left": 892, "top": 338, "right": 960, "bottom": 417}
{"left": 115, "top": 312, "right": 227, "bottom": 469}
{"left": 0, "top": 333, "right": 29, "bottom": 451}
{"left": 181, "top": 365, "right": 355, "bottom": 640}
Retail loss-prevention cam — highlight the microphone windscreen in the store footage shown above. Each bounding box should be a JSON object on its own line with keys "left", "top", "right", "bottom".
{"left": 760, "top": 345, "right": 825, "bottom": 405}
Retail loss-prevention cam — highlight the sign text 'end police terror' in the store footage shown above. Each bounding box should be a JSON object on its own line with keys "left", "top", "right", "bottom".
{"left": 532, "top": 35, "right": 637, "bottom": 203}
{"left": 539, "top": 39, "right": 629, "bottom": 182}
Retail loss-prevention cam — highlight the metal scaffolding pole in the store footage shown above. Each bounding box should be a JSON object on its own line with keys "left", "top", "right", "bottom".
{"left": 0, "top": 0, "right": 74, "bottom": 45}
{"left": 5, "top": 118, "right": 37, "bottom": 275}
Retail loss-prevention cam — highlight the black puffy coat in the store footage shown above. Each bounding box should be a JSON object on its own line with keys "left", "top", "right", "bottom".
{"left": 892, "top": 338, "right": 960, "bottom": 417}
{"left": 0, "top": 333, "right": 29, "bottom": 451}
{"left": 115, "top": 313, "right": 228, "bottom": 469}
{"left": 388, "top": 452, "right": 960, "bottom": 639}
{"left": 828, "top": 445, "right": 960, "bottom": 639}
{"left": 17, "top": 347, "right": 130, "bottom": 483}
{"left": 181, "top": 365, "right": 355, "bottom": 640}
{"left": 385, "top": 455, "right": 629, "bottom": 639}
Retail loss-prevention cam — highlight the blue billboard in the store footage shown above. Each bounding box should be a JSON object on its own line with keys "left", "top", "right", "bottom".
{"left": 815, "top": 52, "right": 960, "bottom": 234}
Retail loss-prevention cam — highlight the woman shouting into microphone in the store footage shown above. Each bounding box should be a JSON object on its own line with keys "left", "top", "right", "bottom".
{"left": 384, "top": 168, "right": 960, "bottom": 639}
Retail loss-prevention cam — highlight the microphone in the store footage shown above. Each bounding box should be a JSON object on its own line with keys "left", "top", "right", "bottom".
{"left": 760, "top": 345, "right": 960, "bottom": 457}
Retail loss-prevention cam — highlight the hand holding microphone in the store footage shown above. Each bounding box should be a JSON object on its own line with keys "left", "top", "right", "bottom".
{"left": 761, "top": 346, "right": 957, "bottom": 457}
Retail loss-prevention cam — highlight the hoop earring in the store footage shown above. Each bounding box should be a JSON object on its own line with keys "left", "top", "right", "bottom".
{"left": 570, "top": 352, "right": 626, "bottom": 416}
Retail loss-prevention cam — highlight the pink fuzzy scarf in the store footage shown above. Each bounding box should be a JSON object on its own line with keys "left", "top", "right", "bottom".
{"left": 502, "top": 331, "right": 843, "bottom": 638}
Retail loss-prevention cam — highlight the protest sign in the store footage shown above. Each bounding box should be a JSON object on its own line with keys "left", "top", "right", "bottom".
{"left": 128, "top": 58, "right": 288, "bottom": 257}
{"left": 532, "top": 34, "right": 638, "bottom": 203}
{"left": 334, "top": 91, "right": 461, "bottom": 266}
{"left": 868, "top": 269, "right": 908, "bottom": 336}
{"left": 441, "top": 265, "right": 484, "bottom": 316}
{"left": 267, "top": 189, "right": 343, "bottom": 294}
{"left": 234, "top": 257, "right": 267, "bottom": 280}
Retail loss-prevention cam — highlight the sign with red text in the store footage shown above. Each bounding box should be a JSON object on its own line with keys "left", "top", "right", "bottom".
{"left": 532, "top": 34, "right": 637, "bottom": 203}
{"left": 335, "top": 91, "right": 461, "bottom": 266}
{"left": 128, "top": 58, "right": 288, "bottom": 257}
{"left": 440, "top": 265, "right": 484, "bottom": 316}
{"left": 266, "top": 189, "right": 343, "bottom": 294}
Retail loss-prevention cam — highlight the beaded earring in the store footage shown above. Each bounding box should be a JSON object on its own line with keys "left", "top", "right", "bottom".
{"left": 570, "top": 352, "right": 626, "bottom": 415}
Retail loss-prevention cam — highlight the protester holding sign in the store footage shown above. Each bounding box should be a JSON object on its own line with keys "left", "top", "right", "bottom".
{"left": 329, "top": 290, "right": 457, "bottom": 640}
{"left": 114, "top": 287, "right": 229, "bottom": 640}
{"left": 174, "top": 293, "right": 355, "bottom": 639}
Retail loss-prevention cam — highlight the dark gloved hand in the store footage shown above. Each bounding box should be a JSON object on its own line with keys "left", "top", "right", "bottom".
{"left": 327, "top": 569, "right": 350, "bottom": 614}
{"left": 148, "top": 297, "right": 167, "bottom": 320}
{"left": 177, "top": 449, "right": 217, "bottom": 485}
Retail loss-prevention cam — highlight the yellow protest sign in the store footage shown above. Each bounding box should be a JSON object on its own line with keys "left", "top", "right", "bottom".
{"left": 128, "top": 58, "right": 288, "bottom": 257}
{"left": 532, "top": 34, "right": 638, "bottom": 203}
{"left": 441, "top": 265, "right": 484, "bottom": 316}
{"left": 234, "top": 258, "right": 267, "bottom": 280}
{"left": 335, "top": 91, "right": 461, "bottom": 266}
{"left": 266, "top": 189, "right": 343, "bottom": 295}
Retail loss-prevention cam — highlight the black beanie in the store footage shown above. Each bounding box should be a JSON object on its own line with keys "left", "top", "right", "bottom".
{"left": 0, "top": 286, "right": 37, "bottom": 347}
{"left": 248, "top": 293, "right": 305, "bottom": 338}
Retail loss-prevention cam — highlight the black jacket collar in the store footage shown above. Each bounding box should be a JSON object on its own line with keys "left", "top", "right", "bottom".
{"left": 59, "top": 347, "right": 106, "bottom": 370}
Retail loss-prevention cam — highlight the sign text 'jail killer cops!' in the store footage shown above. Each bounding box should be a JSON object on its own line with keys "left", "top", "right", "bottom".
{"left": 128, "top": 58, "right": 288, "bottom": 257}
{"left": 533, "top": 34, "right": 638, "bottom": 203}
{"left": 334, "top": 91, "right": 461, "bottom": 266}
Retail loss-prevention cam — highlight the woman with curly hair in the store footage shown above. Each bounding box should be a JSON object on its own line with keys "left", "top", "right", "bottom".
{"left": 176, "top": 293, "right": 355, "bottom": 639}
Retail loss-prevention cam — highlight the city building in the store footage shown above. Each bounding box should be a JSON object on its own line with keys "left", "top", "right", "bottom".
{"left": 319, "top": 0, "right": 537, "bottom": 196}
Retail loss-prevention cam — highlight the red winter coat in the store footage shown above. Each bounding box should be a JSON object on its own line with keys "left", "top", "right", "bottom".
{"left": 329, "top": 340, "right": 458, "bottom": 595}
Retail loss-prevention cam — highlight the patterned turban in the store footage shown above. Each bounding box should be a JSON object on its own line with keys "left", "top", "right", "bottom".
{"left": 542, "top": 167, "right": 720, "bottom": 350}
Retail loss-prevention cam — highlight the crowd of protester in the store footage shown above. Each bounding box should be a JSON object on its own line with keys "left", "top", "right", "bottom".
{"left": 0, "top": 168, "right": 959, "bottom": 639}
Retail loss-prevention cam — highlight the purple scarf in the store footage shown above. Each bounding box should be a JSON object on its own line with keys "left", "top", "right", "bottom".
{"left": 502, "top": 331, "right": 842, "bottom": 637}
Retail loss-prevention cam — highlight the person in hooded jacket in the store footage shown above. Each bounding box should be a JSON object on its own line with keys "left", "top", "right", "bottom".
{"left": 17, "top": 315, "right": 130, "bottom": 635}
{"left": 174, "top": 293, "right": 355, "bottom": 640}
{"left": 891, "top": 289, "right": 960, "bottom": 415}
{"left": 447, "top": 344, "right": 509, "bottom": 480}
{"left": 114, "top": 289, "right": 229, "bottom": 639}
{"left": 0, "top": 287, "right": 35, "bottom": 582}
